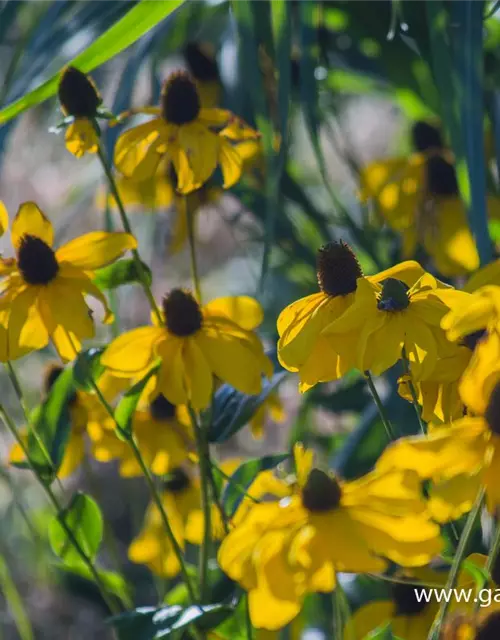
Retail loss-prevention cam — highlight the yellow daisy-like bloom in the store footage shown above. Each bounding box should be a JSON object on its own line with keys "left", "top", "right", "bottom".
{"left": 360, "top": 121, "right": 500, "bottom": 277}
{"left": 442, "top": 285, "right": 500, "bottom": 343}
{"left": 218, "top": 444, "right": 443, "bottom": 631}
{"left": 114, "top": 70, "right": 258, "bottom": 193}
{"left": 57, "top": 66, "right": 102, "bottom": 158}
{"left": 378, "top": 331, "right": 500, "bottom": 515}
{"left": 102, "top": 290, "right": 272, "bottom": 410}
{"left": 0, "top": 202, "right": 136, "bottom": 361}
{"left": 249, "top": 392, "right": 285, "bottom": 440}
{"left": 89, "top": 393, "right": 194, "bottom": 477}
{"left": 129, "top": 460, "right": 245, "bottom": 577}
{"left": 346, "top": 561, "right": 481, "bottom": 640}
{"left": 277, "top": 240, "right": 428, "bottom": 391}
{"left": 322, "top": 270, "right": 465, "bottom": 378}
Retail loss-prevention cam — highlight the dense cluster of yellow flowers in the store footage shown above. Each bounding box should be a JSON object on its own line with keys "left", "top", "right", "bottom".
{"left": 7, "top": 59, "right": 500, "bottom": 640}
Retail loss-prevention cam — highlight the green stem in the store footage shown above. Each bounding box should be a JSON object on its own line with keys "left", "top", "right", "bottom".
{"left": 103, "top": 189, "right": 120, "bottom": 339}
{"left": 486, "top": 519, "right": 500, "bottom": 575}
{"left": 0, "top": 405, "right": 119, "bottom": 614}
{"left": 427, "top": 487, "right": 485, "bottom": 640}
{"left": 364, "top": 371, "right": 396, "bottom": 441}
{"left": 244, "top": 595, "right": 253, "bottom": 640}
{"left": 189, "top": 407, "right": 211, "bottom": 600}
{"left": 85, "top": 374, "right": 198, "bottom": 604}
{"left": 401, "top": 348, "right": 426, "bottom": 434}
{"left": 185, "top": 199, "right": 202, "bottom": 302}
{"left": 5, "top": 361, "right": 55, "bottom": 473}
{"left": 95, "top": 138, "right": 162, "bottom": 325}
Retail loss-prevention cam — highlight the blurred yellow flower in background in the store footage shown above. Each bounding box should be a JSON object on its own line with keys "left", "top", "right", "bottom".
{"left": 360, "top": 121, "right": 500, "bottom": 276}
{"left": 249, "top": 391, "right": 285, "bottom": 440}
{"left": 90, "top": 393, "right": 194, "bottom": 477}
{"left": 114, "top": 70, "right": 258, "bottom": 193}
{"left": 102, "top": 290, "right": 272, "bottom": 410}
{"left": 0, "top": 201, "right": 136, "bottom": 361}
{"left": 57, "top": 66, "right": 102, "bottom": 158}
{"left": 9, "top": 366, "right": 124, "bottom": 479}
{"left": 277, "top": 240, "right": 427, "bottom": 391}
{"left": 442, "top": 285, "right": 500, "bottom": 343}
{"left": 218, "top": 444, "right": 442, "bottom": 630}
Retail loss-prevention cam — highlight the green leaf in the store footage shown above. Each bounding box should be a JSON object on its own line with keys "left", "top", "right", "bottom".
{"left": 23, "top": 364, "right": 75, "bottom": 482}
{"left": 49, "top": 492, "right": 103, "bottom": 566}
{"left": 0, "top": 0, "right": 186, "bottom": 125}
{"left": 109, "top": 604, "right": 233, "bottom": 640}
{"left": 208, "top": 372, "right": 288, "bottom": 443}
{"left": 55, "top": 561, "right": 131, "bottom": 607}
{"left": 93, "top": 259, "right": 152, "bottom": 291}
{"left": 114, "top": 366, "right": 159, "bottom": 438}
{"left": 222, "top": 453, "right": 289, "bottom": 517}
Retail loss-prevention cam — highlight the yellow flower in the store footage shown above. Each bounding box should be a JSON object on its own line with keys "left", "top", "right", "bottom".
{"left": 397, "top": 344, "right": 472, "bottom": 423}
{"left": 184, "top": 42, "right": 221, "bottom": 109}
{"left": 96, "top": 160, "right": 222, "bottom": 254}
{"left": 89, "top": 393, "right": 194, "bottom": 477}
{"left": 249, "top": 392, "right": 285, "bottom": 440}
{"left": 378, "top": 331, "right": 500, "bottom": 514}
{"left": 114, "top": 70, "right": 258, "bottom": 193}
{"left": 360, "top": 121, "right": 500, "bottom": 277}
{"left": 277, "top": 240, "right": 428, "bottom": 391}
{"left": 129, "top": 460, "right": 242, "bottom": 577}
{"left": 322, "top": 270, "right": 464, "bottom": 378}
{"left": 57, "top": 66, "right": 102, "bottom": 158}
{"left": 0, "top": 202, "right": 136, "bottom": 361}
{"left": 346, "top": 561, "right": 480, "bottom": 640}
{"left": 9, "top": 366, "right": 123, "bottom": 478}
{"left": 442, "top": 285, "right": 500, "bottom": 343}
{"left": 101, "top": 290, "right": 272, "bottom": 410}
{"left": 218, "top": 444, "right": 442, "bottom": 630}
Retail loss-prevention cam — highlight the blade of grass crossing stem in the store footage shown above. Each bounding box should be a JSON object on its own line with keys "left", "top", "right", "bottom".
{"left": 451, "top": 0, "right": 492, "bottom": 265}
{"left": 0, "top": 0, "right": 186, "bottom": 125}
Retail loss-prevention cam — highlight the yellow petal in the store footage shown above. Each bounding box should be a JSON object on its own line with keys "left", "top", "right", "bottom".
{"left": 102, "top": 326, "right": 164, "bottom": 375}
{"left": 465, "top": 258, "right": 500, "bottom": 292}
{"left": 0, "top": 201, "right": 9, "bottom": 236}
{"left": 7, "top": 286, "right": 49, "bottom": 360}
{"left": 219, "top": 138, "right": 242, "bottom": 188}
{"left": 65, "top": 119, "right": 98, "bottom": 158}
{"left": 114, "top": 119, "right": 164, "bottom": 181}
{"left": 56, "top": 231, "right": 137, "bottom": 270}
{"left": 11, "top": 202, "right": 53, "bottom": 249}
{"left": 155, "top": 337, "right": 189, "bottom": 405}
{"left": 204, "top": 296, "right": 264, "bottom": 330}
{"left": 428, "top": 472, "right": 481, "bottom": 523}
{"left": 184, "top": 338, "right": 213, "bottom": 410}
{"left": 57, "top": 434, "right": 85, "bottom": 478}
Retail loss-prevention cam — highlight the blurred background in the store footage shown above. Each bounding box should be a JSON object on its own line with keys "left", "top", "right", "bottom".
{"left": 0, "top": 0, "right": 499, "bottom": 637}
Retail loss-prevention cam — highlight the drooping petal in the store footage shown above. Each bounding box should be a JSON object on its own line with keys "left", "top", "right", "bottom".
{"left": 7, "top": 286, "right": 49, "bottom": 360}
{"left": 65, "top": 119, "right": 99, "bottom": 158}
{"left": 58, "top": 262, "right": 114, "bottom": 324}
{"left": 428, "top": 472, "right": 481, "bottom": 523}
{"left": 11, "top": 202, "right": 54, "bottom": 249}
{"left": 102, "top": 326, "right": 165, "bottom": 375}
{"left": 204, "top": 296, "right": 264, "bottom": 330}
{"left": 176, "top": 123, "right": 219, "bottom": 193}
{"left": 56, "top": 231, "right": 137, "bottom": 270}
{"left": 369, "top": 260, "right": 425, "bottom": 288}
{"left": 114, "top": 119, "right": 164, "bottom": 181}
{"left": 37, "top": 282, "right": 95, "bottom": 361}
{"left": 197, "top": 322, "right": 265, "bottom": 396}
{"left": 184, "top": 338, "right": 213, "bottom": 410}
{"left": 155, "top": 337, "right": 189, "bottom": 406}
{"left": 219, "top": 137, "right": 242, "bottom": 188}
